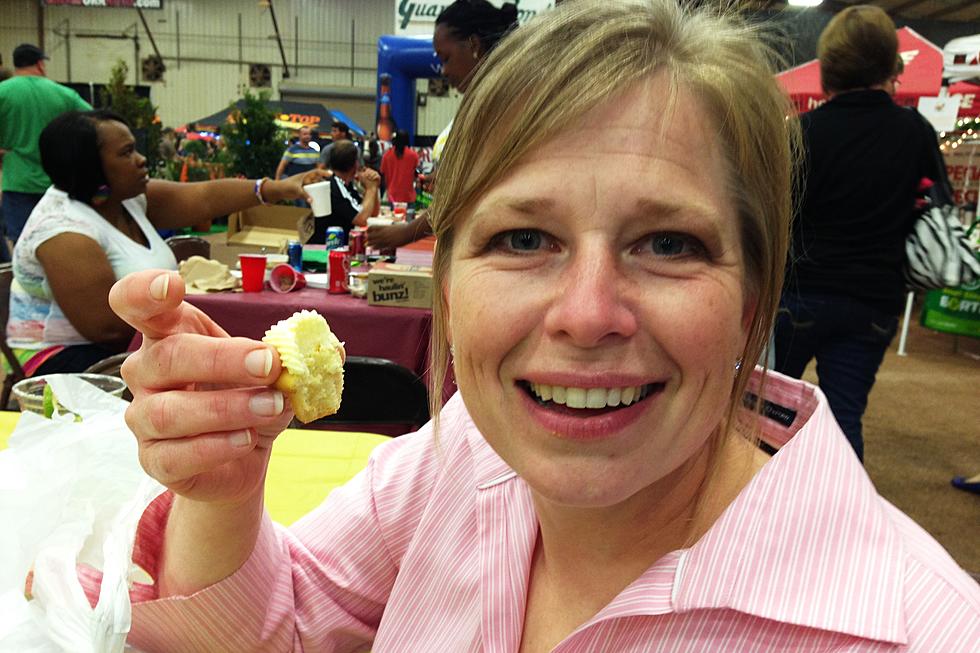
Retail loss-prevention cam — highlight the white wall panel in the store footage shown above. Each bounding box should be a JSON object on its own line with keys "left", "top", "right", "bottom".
{"left": 415, "top": 77, "right": 460, "bottom": 138}
{"left": 1, "top": 0, "right": 396, "bottom": 127}
{"left": 1, "top": 0, "right": 450, "bottom": 139}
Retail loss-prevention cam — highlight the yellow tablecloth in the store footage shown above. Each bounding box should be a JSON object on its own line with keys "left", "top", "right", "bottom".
{"left": 0, "top": 412, "right": 390, "bottom": 526}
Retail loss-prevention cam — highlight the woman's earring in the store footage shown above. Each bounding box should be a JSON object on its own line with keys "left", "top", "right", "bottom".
{"left": 472, "top": 51, "right": 478, "bottom": 60}
{"left": 734, "top": 358, "right": 743, "bottom": 376}
{"left": 91, "top": 184, "right": 111, "bottom": 206}
{"left": 450, "top": 344, "right": 456, "bottom": 361}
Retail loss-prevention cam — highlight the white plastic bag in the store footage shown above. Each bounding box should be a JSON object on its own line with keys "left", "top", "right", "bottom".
{"left": 0, "top": 375, "right": 165, "bottom": 653}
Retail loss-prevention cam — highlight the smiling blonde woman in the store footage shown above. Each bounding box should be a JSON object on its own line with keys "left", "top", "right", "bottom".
{"left": 102, "top": 1, "right": 979, "bottom": 651}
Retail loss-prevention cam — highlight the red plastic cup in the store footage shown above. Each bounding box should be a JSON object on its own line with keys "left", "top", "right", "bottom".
{"left": 239, "top": 254, "right": 267, "bottom": 292}
{"left": 269, "top": 263, "right": 307, "bottom": 293}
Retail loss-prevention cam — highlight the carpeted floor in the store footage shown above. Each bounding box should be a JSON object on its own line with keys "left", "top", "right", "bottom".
{"left": 804, "top": 306, "right": 979, "bottom": 574}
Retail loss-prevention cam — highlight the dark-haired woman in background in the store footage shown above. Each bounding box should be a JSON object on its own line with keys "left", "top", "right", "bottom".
{"left": 362, "top": 134, "right": 382, "bottom": 172}
{"left": 367, "top": 0, "right": 518, "bottom": 250}
{"left": 380, "top": 131, "right": 419, "bottom": 206}
{"left": 6, "top": 109, "right": 325, "bottom": 375}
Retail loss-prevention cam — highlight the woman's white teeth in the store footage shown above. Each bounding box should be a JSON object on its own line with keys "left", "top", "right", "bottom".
{"left": 566, "top": 387, "right": 586, "bottom": 409}
{"left": 586, "top": 388, "right": 606, "bottom": 409}
{"left": 607, "top": 387, "right": 621, "bottom": 405}
{"left": 529, "top": 383, "right": 651, "bottom": 408}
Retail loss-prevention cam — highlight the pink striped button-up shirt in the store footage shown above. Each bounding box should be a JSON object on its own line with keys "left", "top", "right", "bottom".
{"left": 120, "top": 371, "right": 980, "bottom": 652}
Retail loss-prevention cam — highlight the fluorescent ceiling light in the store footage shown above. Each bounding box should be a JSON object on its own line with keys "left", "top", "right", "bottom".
{"left": 788, "top": 0, "right": 823, "bottom": 6}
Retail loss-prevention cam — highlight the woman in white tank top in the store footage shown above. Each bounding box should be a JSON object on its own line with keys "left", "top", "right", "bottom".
{"left": 7, "top": 109, "right": 328, "bottom": 374}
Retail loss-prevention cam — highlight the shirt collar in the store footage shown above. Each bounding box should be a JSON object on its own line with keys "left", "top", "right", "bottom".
{"left": 673, "top": 370, "right": 908, "bottom": 644}
{"left": 824, "top": 88, "right": 894, "bottom": 108}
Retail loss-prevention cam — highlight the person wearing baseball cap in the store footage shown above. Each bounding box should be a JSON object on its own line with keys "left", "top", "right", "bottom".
{"left": 12, "top": 43, "right": 49, "bottom": 68}
{"left": 0, "top": 43, "right": 90, "bottom": 260}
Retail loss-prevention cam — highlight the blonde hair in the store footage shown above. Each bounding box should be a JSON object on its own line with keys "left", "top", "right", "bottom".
{"left": 818, "top": 5, "right": 898, "bottom": 95}
{"left": 429, "top": 0, "right": 799, "bottom": 449}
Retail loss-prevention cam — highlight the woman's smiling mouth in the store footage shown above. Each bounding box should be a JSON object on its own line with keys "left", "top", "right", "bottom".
{"left": 518, "top": 380, "right": 664, "bottom": 418}
{"left": 515, "top": 378, "right": 666, "bottom": 439}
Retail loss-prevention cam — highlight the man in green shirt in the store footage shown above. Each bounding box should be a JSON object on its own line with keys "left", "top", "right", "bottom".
{"left": 0, "top": 43, "right": 91, "bottom": 260}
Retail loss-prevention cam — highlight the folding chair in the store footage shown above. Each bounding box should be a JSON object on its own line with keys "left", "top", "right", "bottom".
{"left": 165, "top": 235, "right": 211, "bottom": 262}
{"left": 0, "top": 263, "right": 26, "bottom": 409}
{"left": 82, "top": 351, "right": 131, "bottom": 377}
{"left": 83, "top": 352, "right": 133, "bottom": 401}
{"left": 312, "top": 356, "right": 430, "bottom": 436}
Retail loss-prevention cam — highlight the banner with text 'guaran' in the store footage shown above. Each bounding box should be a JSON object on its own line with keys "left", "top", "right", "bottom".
{"left": 394, "top": 0, "right": 555, "bottom": 36}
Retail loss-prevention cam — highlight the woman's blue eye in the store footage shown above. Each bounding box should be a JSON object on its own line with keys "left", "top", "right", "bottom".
{"left": 648, "top": 233, "right": 700, "bottom": 257}
{"left": 507, "top": 230, "right": 543, "bottom": 251}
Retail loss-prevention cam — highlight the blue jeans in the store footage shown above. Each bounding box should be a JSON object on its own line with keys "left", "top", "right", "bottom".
{"left": 774, "top": 293, "right": 899, "bottom": 462}
{"left": 1, "top": 191, "right": 44, "bottom": 259}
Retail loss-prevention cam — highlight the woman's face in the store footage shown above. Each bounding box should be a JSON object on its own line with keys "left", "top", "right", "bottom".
{"left": 447, "top": 76, "right": 755, "bottom": 509}
{"left": 433, "top": 23, "right": 480, "bottom": 93}
{"left": 97, "top": 120, "right": 148, "bottom": 200}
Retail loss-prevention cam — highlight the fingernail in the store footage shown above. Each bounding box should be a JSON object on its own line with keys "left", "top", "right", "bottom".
{"left": 230, "top": 429, "right": 252, "bottom": 448}
{"left": 149, "top": 273, "right": 170, "bottom": 301}
{"left": 249, "top": 390, "right": 284, "bottom": 417}
{"left": 245, "top": 348, "right": 273, "bottom": 377}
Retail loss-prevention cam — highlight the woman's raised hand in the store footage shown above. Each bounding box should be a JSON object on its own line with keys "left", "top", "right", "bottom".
{"left": 109, "top": 270, "right": 293, "bottom": 506}
{"left": 266, "top": 168, "right": 333, "bottom": 205}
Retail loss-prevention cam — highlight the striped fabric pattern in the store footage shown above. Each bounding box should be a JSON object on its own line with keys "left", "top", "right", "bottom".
{"left": 904, "top": 197, "right": 980, "bottom": 290}
{"left": 281, "top": 144, "right": 320, "bottom": 164}
{"left": 281, "top": 143, "right": 319, "bottom": 178}
{"left": 119, "top": 372, "right": 980, "bottom": 652}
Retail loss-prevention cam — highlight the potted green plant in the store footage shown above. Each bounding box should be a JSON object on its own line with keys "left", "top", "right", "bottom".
{"left": 221, "top": 90, "right": 287, "bottom": 181}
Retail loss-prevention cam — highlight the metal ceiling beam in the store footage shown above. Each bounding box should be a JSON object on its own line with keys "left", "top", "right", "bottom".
{"left": 922, "top": 0, "right": 978, "bottom": 21}
{"left": 136, "top": 8, "right": 162, "bottom": 61}
{"left": 265, "top": 0, "right": 291, "bottom": 80}
{"left": 821, "top": 1, "right": 860, "bottom": 15}
{"left": 36, "top": 0, "right": 45, "bottom": 52}
{"left": 886, "top": 0, "right": 934, "bottom": 16}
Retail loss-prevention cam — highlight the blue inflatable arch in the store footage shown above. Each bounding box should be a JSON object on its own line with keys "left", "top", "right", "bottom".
{"left": 377, "top": 35, "right": 443, "bottom": 145}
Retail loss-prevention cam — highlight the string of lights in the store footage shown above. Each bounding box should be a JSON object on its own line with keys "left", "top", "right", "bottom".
{"left": 939, "top": 117, "right": 980, "bottom": 152}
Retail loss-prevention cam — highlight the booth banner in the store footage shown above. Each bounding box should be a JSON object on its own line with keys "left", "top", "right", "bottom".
{"left": 952, "top": 83, "right": 979, "bottom": 118}
{"left": 395, "top": 0, "right": 555, "bottom": 35}
{"left": 42, "top": 0, "right": 162, "bottom": 6}
{"left": 943, "top": 144, "right": 980, "bottom": 207}
{"left": 921, "top": 285, "right": 980, "bottom": 338}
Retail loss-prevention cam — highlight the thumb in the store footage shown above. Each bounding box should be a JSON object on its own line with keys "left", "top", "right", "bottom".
{"left": 109, "top": 270, "right": 227, "bottom": 341}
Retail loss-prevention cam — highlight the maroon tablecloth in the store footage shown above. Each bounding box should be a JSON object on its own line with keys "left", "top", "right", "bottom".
{"left": 184, "top": 288, "right": 433, "bottom": 381}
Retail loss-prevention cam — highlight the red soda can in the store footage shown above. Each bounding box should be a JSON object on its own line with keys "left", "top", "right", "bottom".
{"left": 328, "top": 247, "right": 351, "bottom": 294}
{"left": 349, "top": 229, "right": 366, "bottom": 259}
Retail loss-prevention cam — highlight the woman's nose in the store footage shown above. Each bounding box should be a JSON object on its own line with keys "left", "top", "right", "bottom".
{"left": 543, "top": 246, "right": 638, "bottom": 348}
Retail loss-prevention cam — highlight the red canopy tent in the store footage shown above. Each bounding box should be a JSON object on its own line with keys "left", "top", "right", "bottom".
{"left": 949, "top": 81, "right": 980, "bottom": 118}
{"left": 777, "top": 27, "right": 980, "bottom": 117}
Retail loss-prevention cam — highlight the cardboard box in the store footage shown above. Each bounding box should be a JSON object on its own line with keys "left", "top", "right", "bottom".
{"left": 227, "top": 205, "right": 314, "bottom": 253}
{"left": 367, "top": 263, "right": 433, "bottom": 309}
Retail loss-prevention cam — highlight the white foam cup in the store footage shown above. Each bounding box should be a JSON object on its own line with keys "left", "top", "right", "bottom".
{"left": 304, "top": 180, "right": 333, "bottom": 217}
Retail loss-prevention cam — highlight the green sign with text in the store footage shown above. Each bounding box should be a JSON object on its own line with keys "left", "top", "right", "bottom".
{"left": 921, "top": 284, "right": 980, "bottom": 338}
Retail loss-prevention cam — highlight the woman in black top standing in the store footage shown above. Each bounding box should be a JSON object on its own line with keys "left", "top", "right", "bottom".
{"left": 774, "top": 5, "right": 947, "bottom": 462}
